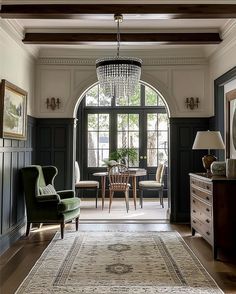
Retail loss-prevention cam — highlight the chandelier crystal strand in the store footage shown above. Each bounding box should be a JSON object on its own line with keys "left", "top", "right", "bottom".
{"left": 96, "top": 14, "right": 142, "bottom": 99}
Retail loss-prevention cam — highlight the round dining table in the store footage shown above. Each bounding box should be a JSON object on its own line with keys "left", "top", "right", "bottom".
{"left": 93, "top": 168, "right": 147, "bottom": 210}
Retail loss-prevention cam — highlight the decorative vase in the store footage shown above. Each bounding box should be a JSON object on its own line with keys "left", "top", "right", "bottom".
{"left": 226, "top": 159, "right": 236, "bottom": 178}
{"left": 210, "top": 161, "right": 226, "bottom": 176}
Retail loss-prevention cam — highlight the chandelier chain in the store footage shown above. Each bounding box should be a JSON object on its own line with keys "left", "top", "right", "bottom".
{"left": 117, "top": 18, "right": 120, "bottom": 58}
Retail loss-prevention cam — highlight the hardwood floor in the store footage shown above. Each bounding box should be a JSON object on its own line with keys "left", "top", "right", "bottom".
{"left": 0, "top": 223, "right": 236, "bottom": 294}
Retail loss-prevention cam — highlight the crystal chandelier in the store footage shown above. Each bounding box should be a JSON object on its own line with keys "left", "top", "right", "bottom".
{"left": 96, "top": 14, "right": 142, "bottom": 99}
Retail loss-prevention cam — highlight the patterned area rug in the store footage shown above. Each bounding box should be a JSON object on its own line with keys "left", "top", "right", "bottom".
{"left": 16, "top": 231, "right": 223, "bottom": 294}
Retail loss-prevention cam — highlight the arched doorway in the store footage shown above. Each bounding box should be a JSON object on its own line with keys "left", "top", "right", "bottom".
{"left": 76, "top": 81, "right": 170, "bottom": 220}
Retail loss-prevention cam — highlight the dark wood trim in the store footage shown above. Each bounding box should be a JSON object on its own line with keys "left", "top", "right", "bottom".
{"left": 1, "top": 4, "right": 236, "bottom": 19}
{"left": 23, "top": 32, "right": 222, "bottom": 45}
{"left": 210, "top": 66, "right": 236, "bottom": 160}
{"left": 226, "top": 90, "right": 236, "bottom": 159}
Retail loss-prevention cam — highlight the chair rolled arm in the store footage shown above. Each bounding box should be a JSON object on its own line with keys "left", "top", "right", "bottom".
{"left": 57, "top": 190, "right": 75, "bottom": 199}
{"left": 36, "top": 194, "right": 61, "bottom": 203}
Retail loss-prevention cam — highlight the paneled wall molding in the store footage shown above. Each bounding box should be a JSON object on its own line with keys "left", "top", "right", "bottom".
{"left": 169, "top": 117, "right": 209, "bottom": 223}
{"left": 37, "top": 56, "right": 207, "bottom": 66}
{"left": 0, "top": 116, "right": 36, "bottom": 255}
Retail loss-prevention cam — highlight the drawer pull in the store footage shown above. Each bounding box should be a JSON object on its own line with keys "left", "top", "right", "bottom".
{"left": 193, "top": 199, "right": 196, "bottom": 203}
{"left": 206, "top": 185, "right": 210, "bottom": 190}
{"left": 192, "top": 189, "right": 196, "bottom": 194}
{"left": 193, "top": 220, "right": 196, "bottom": 224}
{"left": 206, "top": 196, "right": 210, "bottom": 201}
{"left": 206, "top": 208, "right": 210, "bottom": 212}
{"left": 206, "top": 231, "right": 210, "bottom": 236}
{"left": 206, "top": 219, "right": 210, "bottom": 223}
{"left": 193, "top": 209, "right": 196, "bottom": 213}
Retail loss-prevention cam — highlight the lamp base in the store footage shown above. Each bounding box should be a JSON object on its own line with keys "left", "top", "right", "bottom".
{"left": 202, "top": 154, "right": 217, "bottom": 174}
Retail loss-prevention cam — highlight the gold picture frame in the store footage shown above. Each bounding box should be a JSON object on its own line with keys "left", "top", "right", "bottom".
{"left": 226, "top": 89, "right": 236, "bottom": 159}
{"left": 0, "top": 79, "right": 27, "bottom": 140}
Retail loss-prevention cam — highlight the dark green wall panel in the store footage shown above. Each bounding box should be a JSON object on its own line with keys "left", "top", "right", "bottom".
{"left": 0, "top": 116, "right": 36, "bottom": 254}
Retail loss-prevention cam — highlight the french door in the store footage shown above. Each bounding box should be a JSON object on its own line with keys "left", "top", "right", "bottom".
{"left": 85, "top": 108, "right": 168, "bottom": 180}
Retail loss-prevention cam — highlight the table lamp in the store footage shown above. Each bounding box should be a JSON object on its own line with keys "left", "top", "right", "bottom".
{"left": 192, "top": 130, "right": 225, "bottom": 174}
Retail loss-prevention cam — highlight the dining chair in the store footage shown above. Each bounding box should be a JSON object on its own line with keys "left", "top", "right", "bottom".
{"left": 138, "top": 164, "right": 166, "bottom": 208}
{"left": 74, "top": 161, "right": 99, "bottom": 208}
{"left": 108, "top": 164, "right": 130, "bottom": 213}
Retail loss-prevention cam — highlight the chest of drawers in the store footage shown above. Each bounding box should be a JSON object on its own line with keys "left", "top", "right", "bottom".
{"left": 189, "top": 173, "right": 236, "bottom": 259}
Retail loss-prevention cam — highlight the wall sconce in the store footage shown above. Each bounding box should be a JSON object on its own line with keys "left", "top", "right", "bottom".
{"left": 46, "top": 97, "right": 61, "bottom": 110}
{"left": 185, "top": 97, "right": 199, "bottom": 110}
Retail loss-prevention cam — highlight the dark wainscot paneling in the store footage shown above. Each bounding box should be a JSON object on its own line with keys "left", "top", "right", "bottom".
{"left": 169, "top": 118, "right": 209, "bottom": 223}
{"left": 0, "top": 116, "right": 36, "bottom": 254}
{"left": 36, "top": 118, "right": 75, "bottom": 191}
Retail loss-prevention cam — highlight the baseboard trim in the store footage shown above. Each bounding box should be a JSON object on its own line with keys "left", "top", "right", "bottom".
{"left": 0, "top": 219, "right": 26, "bottom": 255}
{"left": 79, "top": 219, "right": 170, "bottom": 224}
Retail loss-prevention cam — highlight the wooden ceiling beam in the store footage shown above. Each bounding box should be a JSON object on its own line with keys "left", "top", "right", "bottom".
{"left": 22, "top": 33, "right": 222, "bottom": 45}
{"left": 1, "top": 4, "right": 236, "bottom": 19}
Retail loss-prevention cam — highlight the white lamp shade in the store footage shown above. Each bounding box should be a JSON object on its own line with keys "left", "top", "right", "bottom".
{"left": 192, "top": 131, "right": 225, "bottom": 150}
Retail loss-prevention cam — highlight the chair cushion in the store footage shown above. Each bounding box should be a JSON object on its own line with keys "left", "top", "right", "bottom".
{"left": 75, "top": 181, "right": 99, "bottom": 188}
{"left": 39, "top": 184, "right": 57, "bottom": 195}
{"left": 58, "top": 197, "right": 80, "bottom": 213}
{"left": 139, "top": 181, "right": 163, "bottom": 188}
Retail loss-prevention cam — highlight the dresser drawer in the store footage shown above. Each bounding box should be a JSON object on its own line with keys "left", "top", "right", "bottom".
{"left": 192, "top": 217, "right": 213, "bottom": 245}
{"left": 192, "top": 196, "right": 212, "bottom": 219}
{"left": 190, "top": 178, "right": 212, "bottom": 192}
{"left": 191, "top": 185, "right": 212, "bottom": 203}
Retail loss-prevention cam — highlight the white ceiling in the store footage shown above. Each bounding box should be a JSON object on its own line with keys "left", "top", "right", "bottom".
{"left": 1, "top": 1, "right": 236, "bottom": 58}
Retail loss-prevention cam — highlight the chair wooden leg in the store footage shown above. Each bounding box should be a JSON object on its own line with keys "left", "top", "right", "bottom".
{"left": 160, "top": 189, "right": 164, "bottom": 208}
{"left": 95, "top": 187, "right": 98, "bottom": 208}
{"left": 75, "top": 217, "right": 79, "bottom": 231}
{"left": 125, "top": 191, "right": 129, "bottom": 213}
{"left": 140, "top": 189, "right": 143, "bottom": 208}
{"left": 60, "top": 223, "right": 65, "bottom": 239}
{"left": 26, "top": 222, "right": 31, "bottom": 236}
{"left": 109, "top": 191, "right": 114, "bottom": 213}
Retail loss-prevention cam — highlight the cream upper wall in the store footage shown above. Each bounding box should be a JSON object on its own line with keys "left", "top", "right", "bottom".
{"left": 36, "top": 56, "right": 210, "bottom": 118}
{"left": 0, "top": 21, "right": 35, "bottom": 116}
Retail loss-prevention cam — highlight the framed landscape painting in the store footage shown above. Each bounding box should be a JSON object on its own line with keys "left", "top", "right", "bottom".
{"left": 0, "top": 79, "right": 27, "bottom": 140}
{"left": 226, "top": 89, "right": 236, "bottom": 159}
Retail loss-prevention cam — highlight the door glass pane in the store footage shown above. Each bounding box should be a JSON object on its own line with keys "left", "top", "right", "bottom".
{"left": 118, "top": 114, "right": 128, "bottom": 131}
{"left": 147, "top": 113, "right": 168, "bottom": 167}
{"left": 117, "top": 131, "right": 128, "bottom": 148}
{"left": 99, "top": 132, "right": 109, "bottom": 148}
{"left": 88, "top": 114, "right": 98, "bottom": 131}
{"left": 147, "top": 113, "right": 158, "bottom": 130}
{"left": 147, "top": 149, "right": 157, "bottom": 167}
{"left": 129, "top": 132, "right": 139, "bottom": 148}
{"left": 158, "top": 149, "right": 168, "bottom": 164}
{"left": 147, "top": 131, "right": 157, "bottom": 148}
{"left": 88, "top": 132, "right": 98, "bottom": 149}
{"left": 117, "top": 114, "right": 139, "bottom": 167}
{"left": 129, "top": 114, "right": 139, "bottom": 130}
{"left": 88, "top": 150, "right": 98, "bottom": 167}
{"left": 87, "top": 113, "right": 109, "bottom": 167}
{"left": 99, "top": 114, "right": 109, "bottom": 131}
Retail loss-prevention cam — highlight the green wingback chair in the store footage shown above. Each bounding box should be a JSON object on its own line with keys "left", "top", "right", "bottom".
{"left": 21, "top": 165, "right": 80, "bottom": 239}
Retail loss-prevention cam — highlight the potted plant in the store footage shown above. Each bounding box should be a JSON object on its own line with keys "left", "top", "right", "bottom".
{"left": 109, "top": 147, "right": 138, "bottom": 166}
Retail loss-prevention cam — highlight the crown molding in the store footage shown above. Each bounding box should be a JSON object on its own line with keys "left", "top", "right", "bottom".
{"left": 0, "top": 19, "right": 39, "bottom": 58}
{"left": 37, "top": 56, "right": 207, "bottom": 66}
{"left": 209, "top": 20, "right": 236, "bottom": 63}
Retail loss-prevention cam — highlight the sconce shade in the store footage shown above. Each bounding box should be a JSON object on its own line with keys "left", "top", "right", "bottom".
{"left": 192, "top": 131, "right": 225, "bottom": 150}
